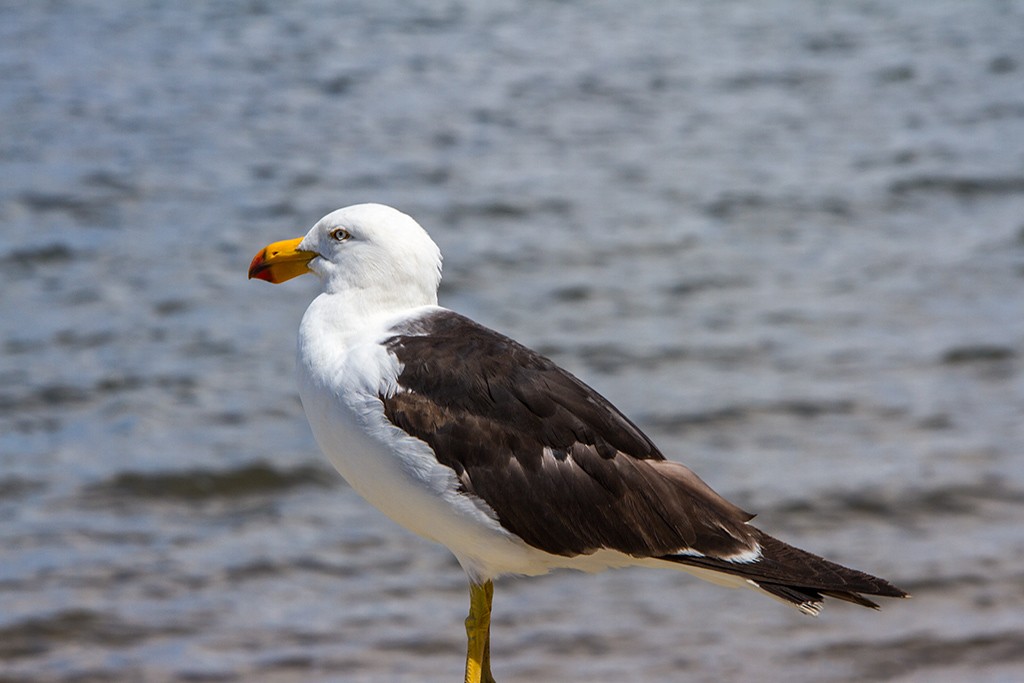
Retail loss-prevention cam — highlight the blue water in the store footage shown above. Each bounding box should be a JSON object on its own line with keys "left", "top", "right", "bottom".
{"left": 3, "top": 1, "right": 1024, "bottom": 681}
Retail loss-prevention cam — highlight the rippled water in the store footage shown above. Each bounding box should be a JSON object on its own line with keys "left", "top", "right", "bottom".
{"left": 3, "top": 1, "right": 1024, "bottom": 681}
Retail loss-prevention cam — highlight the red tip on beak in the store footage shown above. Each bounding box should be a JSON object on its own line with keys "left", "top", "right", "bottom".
{"left": 248, "top": 250, "right": 274, "bottom": 281}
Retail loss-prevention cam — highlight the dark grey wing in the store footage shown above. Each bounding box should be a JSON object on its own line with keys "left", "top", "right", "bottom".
{"left": 381, "top": 310, "right": 758, "bottom": 560}
{"left": 664, "top": 530, "right": 908, "bottom": 609}
{"left": 381, "top": 310, "right": 908, "bottom": 611}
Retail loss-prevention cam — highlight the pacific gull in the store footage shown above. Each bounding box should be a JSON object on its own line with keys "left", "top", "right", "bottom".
{"left": 248, "top": 203, "right": 907, "bottom": 682}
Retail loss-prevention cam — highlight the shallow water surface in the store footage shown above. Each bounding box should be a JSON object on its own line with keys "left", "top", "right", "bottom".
{"left": 2, "top": 1, "right": 1024, "bottom": 681}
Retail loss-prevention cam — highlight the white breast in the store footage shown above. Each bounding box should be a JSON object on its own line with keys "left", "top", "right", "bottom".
{"left": 295, "top": 296, "right": 556, "bottom": 581}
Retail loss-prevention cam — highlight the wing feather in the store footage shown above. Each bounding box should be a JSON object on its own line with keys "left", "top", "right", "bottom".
{"left": 381, "top": 310, "right": 757, "bottom": 560}
{"left": 380, "top": 309, "right": 908, "bottom": 610}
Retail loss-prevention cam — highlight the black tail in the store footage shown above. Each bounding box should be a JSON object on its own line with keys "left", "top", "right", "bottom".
{"left": 662, "top": 528, "right": 908, "bottom": 615}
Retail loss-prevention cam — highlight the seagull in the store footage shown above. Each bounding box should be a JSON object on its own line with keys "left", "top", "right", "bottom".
{"left": 248, "top": 203, "right": 907, "bottom": 683}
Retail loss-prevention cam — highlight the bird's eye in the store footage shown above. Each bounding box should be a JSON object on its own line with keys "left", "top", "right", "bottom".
{"left": 330, "top": 228, "right": 351, "bottom": 242}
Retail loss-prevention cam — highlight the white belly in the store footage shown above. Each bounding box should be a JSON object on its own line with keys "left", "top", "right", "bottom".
{"left": 296, "top": 323, "right": 559, "bottom": 581}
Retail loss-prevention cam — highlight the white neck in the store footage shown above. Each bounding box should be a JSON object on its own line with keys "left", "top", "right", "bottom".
{"left": 297, "top": 291, "right": 438, "bottom": 406}
{"left": 322, "top": 280, "right": 436, "bottom": 316}
{"left": 302, "top": 289, "right": 432, "bottom": 340}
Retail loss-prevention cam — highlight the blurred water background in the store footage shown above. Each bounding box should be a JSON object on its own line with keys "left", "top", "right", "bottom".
{"left": 2, "top": 1, "right": 1024, "bottom": 681}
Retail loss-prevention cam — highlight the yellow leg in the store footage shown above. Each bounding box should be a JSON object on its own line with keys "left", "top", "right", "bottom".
{"left": 464, "top": 580, "right": 496, "bottom": 683}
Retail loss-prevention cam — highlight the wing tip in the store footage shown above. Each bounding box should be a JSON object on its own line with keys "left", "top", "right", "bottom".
{"left": 748, "top": 577, "right": 909, "bottom": 615}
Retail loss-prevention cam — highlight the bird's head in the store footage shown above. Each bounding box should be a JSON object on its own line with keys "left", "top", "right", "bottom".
{"left": 249, "top": 203, "right": 443, "bottom": 308}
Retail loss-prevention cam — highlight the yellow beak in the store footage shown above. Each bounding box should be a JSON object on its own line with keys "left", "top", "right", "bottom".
{"left": 248, "top": 237, "right": 315, "bottom": 284}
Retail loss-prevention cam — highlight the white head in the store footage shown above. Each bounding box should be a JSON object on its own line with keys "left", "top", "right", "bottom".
{"left": 249, "top": 203, "right": 443, "bottom": 311}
